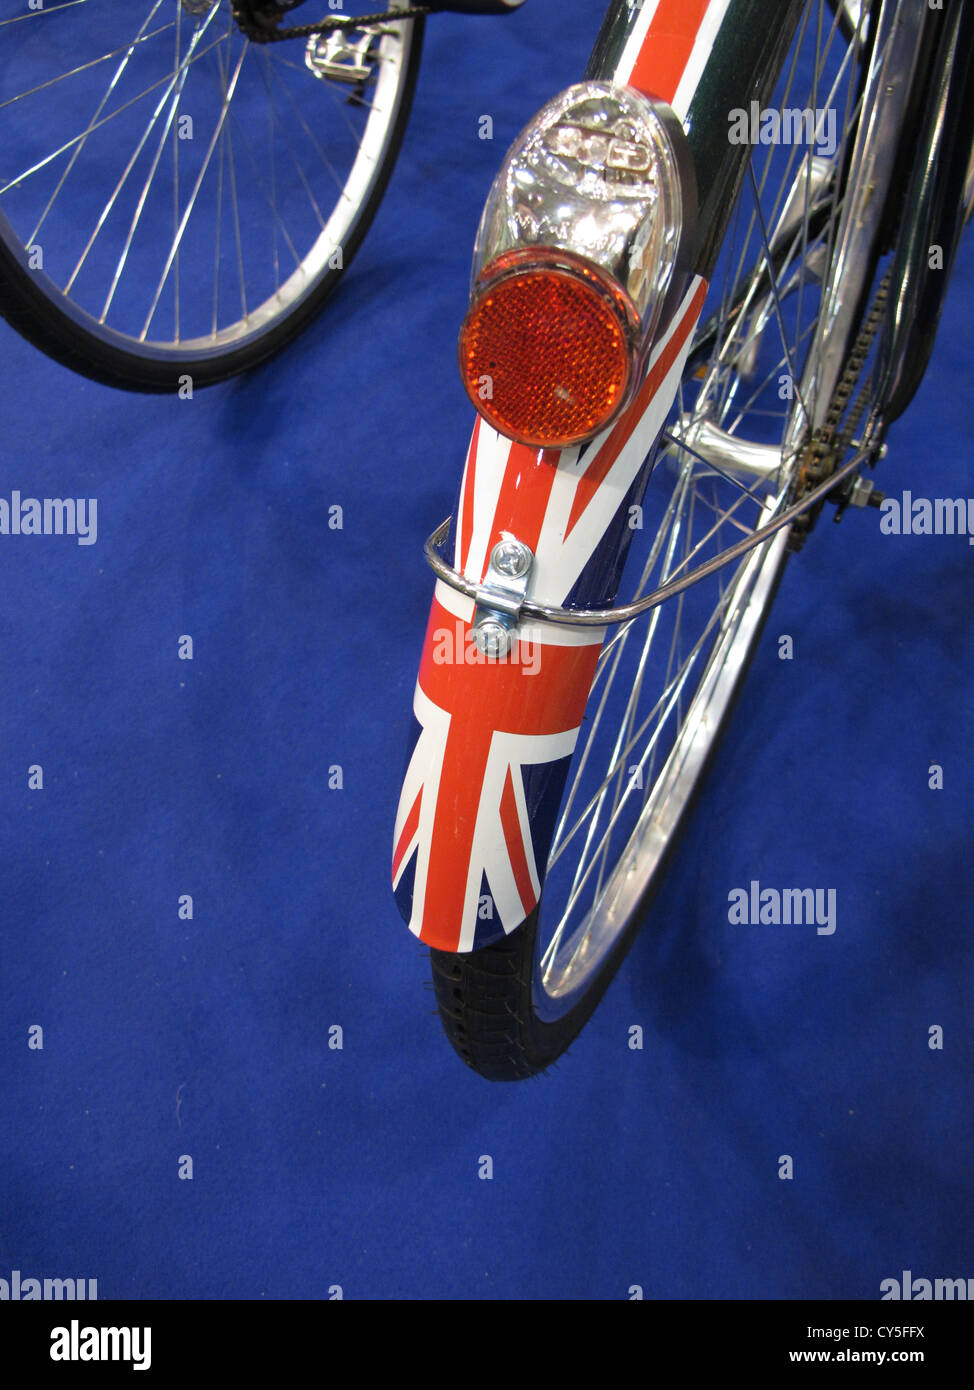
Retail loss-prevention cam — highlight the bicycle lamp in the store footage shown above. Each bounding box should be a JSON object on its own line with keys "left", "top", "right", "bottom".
{"left": 459, "top": 82, "right": 694, "bottom": 449}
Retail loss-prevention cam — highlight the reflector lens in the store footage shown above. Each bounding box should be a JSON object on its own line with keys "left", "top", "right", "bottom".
{"left": 458, "top": 251, "right": 638, "bottom": 448}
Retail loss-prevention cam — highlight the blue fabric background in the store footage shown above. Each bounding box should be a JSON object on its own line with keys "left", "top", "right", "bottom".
{"left": 1, "top": 3, "right": 971, "bottom": 1301}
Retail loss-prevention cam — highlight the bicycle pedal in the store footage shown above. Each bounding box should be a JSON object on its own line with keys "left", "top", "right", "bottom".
{"left": 306, "top": 28, "right": 386, "bottom": 86}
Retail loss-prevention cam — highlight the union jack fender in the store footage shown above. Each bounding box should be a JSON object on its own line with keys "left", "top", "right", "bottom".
{"left": 392, "top": 0, "right": 740, "bottom": 951}
{"left": 392, "top": 275, "right": 708, "bottom": 951}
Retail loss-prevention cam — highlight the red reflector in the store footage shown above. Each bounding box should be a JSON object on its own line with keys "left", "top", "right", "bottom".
{"left": 458, "top": 250, "right": 639, "bottom": 448}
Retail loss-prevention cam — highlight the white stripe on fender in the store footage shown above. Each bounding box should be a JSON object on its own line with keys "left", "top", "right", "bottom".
{"left": 509, "top": 759, "right": 542, "bottom": 903}
{"left": 616, "top": 0, "right": 663, "bottom": 87}
{"left": 531, "top": 275, "right": 708, "bottom": 604}
{"left": 453, "top": 426, "right": 479, "bottom": 570}
{"left": 460, "top": 739, "right": 520, "bottom": 950}
{"left": 464, "top": 424, "right": 515, "bottom": 582}
{"left": 396, "top": 682, "right": 450, "bottom": 935}
{"left": 457, "top": 726, "right": 581, "bottom": 952}
{"left": 433, "top": 577, "right": 475, "bottom": 625}
{"left": 669, "top": 0, "right": 734, "bottom": 121}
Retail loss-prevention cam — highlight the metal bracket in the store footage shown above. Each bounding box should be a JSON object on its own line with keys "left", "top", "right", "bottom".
{"left": 470, "top": 539, "right": 534, "bottom": 657}
{"left": 831, "top": 467, "right": 887, "bottom": 524}
{"left": 425, "top": 441, "right": 878, "bottom": 629}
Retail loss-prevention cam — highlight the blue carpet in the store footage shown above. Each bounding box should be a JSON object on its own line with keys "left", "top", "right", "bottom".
{"left": 1, "top": 2, "right": 972, "bottom": 1300}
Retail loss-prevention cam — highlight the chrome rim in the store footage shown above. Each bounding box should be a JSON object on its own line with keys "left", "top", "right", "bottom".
{"left": 0, "top": 1, "right": 417, "bottom": 362}
{"left": 533, "top": 0, "right": 878, "bottom": 1021}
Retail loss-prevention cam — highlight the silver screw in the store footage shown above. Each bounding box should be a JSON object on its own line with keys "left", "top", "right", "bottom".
{"left": 490, "top": 540, "right": 532, "bottom": 579}
{"left": 471, "top": 618, "right": 512, "bottom": 659}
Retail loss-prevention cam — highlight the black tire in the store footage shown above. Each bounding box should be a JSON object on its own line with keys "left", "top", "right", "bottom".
{"left": 431, "top": 557, "right": 788, "bottom": 1082}
{"left": 0, "top": 8, "right": 424, "bottom": 392}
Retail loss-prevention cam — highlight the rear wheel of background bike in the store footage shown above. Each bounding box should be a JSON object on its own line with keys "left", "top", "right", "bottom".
{"left": 433, "top": 0, "right": 886, "bottom": 1079}
{"left": 0, "top": 1, "right": 423, "bottom": 391}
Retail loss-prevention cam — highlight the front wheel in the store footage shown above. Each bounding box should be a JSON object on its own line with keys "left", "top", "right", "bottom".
{"left": 432, "top": 527, "right": 791, "bottom": 1081}
{"left": 432, "top": 0, "right": 884, "bottom": 1079}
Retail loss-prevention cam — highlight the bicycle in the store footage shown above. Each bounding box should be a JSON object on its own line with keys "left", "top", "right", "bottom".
{"left": 390, "top": 0, "right": 974, "bottom": 1078}
{"left": 0, "top": 2, "right": 517, "bottom": 390}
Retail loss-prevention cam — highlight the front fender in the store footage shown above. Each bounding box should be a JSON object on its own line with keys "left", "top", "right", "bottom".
{"left": 392, "top": 578, "right": 601, "bottom": 951}
{"left": 393, "top": 278, "right": 707, "bottom": 952}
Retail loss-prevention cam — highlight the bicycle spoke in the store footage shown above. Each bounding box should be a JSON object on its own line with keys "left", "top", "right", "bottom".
{"left": 140, "top": 39, "right": 248, "bottom": 340}
{"left": 266, "top": 55, "right": 359, "bottom": 202}
{"left": 260, "top": 54, "right": 328, "bottom": 232}
{"left": 1, "top": 28, "right": 226, "bottom": 203}
{"left": 537, "top": 1, "right": 879, "bottom": 1007}
{"left": 96, "top": 25, "right": 197, "bottom": 319}
{"left": 551, "top": 475, "right": 690, "bottom": 857}
{"left": 172, "top": 4, "right": 183, "bottom": 343}
{"left": 22, "top": 1, "right": 168, "bottom": 242}
{"left": 0, "top": 24, "right": 175, "bottom": 115}
{"left": 543, "top": 586, "right": 735, "bottom": 955}
{"left": 61, "top": 7, "right": 225, "bottom": 304}
{"left": 0, "top": 0, "right": 89, "bottom": 27}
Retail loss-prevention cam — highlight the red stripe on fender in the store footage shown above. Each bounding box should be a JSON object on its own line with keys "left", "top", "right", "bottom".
{"left": 564, "top": 278, "right": 708, "bottom": 538}
{"left": 419, "top": 602, "right": 599, "bottom": 736}
{"left": 392, "top": 788, "right": 422, "bottom": 882}
{"left": 500, "top": 767, "right": 537, "bottom": 917}
{"left": 481, "top": 442, "right": 560, "bottom": 580}
{"left": 420, "top": 716, "right": 492, "bottom": 950}
{"left": 629, "top": 0, "right": 712, "bottom": 104}
{"left": 417, "top": 597, "right": 601, "bottom": 950}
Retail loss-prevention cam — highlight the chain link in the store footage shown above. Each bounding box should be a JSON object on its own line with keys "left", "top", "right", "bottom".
{"left": 788, "top": 265, "right": 891, "bottom": 546}
{"left": 231, "top": 3, "right": 429, "bottom": 43}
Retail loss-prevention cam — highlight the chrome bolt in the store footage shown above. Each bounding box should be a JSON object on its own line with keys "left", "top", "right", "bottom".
{"left": 490, "top": 539, "right": 532, "bottom": 579}
{"left": 471, "top": 618, "right": 512, "bottom": 659}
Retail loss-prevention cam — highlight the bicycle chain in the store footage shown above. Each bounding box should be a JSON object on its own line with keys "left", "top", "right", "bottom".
{"left": 788, "top": 264, "right": 891, "bottom": 547}
{"left": 231, "top": 3, "right": 429, "bottom": 43}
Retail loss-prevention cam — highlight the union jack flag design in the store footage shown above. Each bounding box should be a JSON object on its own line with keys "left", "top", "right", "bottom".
{"left": 393, "top": 279, "right": 707, "bottom": 951}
